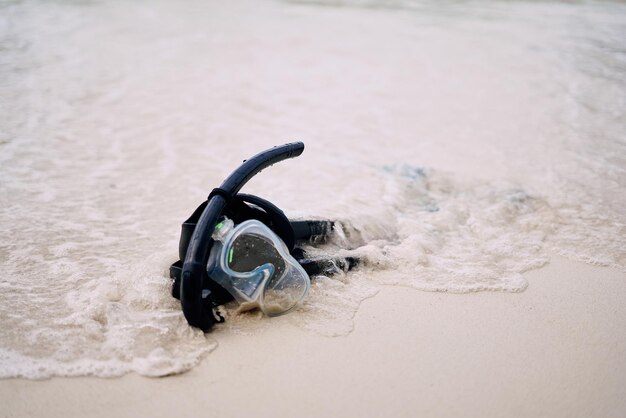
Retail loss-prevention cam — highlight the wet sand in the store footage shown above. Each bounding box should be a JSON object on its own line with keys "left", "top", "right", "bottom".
{"left": 3, "top": 256, "right": 625, "bottom": 418}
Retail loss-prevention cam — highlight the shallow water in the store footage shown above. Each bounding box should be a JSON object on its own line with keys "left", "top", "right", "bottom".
{"left": 1, "top": 0, "right": 625, "bottom": 378}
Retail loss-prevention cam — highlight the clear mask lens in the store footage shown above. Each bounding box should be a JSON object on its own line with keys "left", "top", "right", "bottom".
{"left": 207, "top": 219, "right": 310, "bottom": 316}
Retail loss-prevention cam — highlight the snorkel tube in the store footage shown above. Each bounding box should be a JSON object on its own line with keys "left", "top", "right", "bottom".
{"left": 180, "top": 142, "right": 305, "bottom": 331}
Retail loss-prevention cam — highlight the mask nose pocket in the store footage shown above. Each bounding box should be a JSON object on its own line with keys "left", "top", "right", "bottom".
{"left": 229, "top": 263, "right": 274, "bottom": 300}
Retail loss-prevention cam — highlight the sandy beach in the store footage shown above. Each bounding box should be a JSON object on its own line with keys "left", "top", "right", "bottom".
{"left": 2, "top": 256, "right": 625, "bottom": 417}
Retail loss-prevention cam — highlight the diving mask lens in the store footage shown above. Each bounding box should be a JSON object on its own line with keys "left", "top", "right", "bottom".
{"left": 208, "top": 219, "right": 310, "bottom": 316}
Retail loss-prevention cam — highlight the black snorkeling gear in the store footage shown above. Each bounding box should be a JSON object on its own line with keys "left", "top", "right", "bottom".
{"left": 170, "top": 142, "right": 358, "bottom": 332}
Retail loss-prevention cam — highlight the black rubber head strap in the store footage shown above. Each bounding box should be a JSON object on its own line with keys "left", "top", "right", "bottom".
{"left": 237, "top": 194, "right": 295, "bottom": 251}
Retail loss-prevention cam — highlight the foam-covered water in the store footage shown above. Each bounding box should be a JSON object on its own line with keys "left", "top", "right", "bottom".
{"left": 1, "top": 0, "right": 625, "bottom": 378}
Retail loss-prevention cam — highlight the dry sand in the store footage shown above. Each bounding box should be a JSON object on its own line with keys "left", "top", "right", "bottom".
{"left": 2, "top": 255, "right": 624, "bottom": 418}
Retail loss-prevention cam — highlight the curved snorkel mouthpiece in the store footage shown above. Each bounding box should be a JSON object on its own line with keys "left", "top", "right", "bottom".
{"left": 180, "top": 142, "right": 305, "bottom": 331}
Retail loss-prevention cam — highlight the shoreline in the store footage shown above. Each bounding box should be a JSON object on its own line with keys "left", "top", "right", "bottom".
{"left": 2, "top": 255, "right": 625, "bottom": 418}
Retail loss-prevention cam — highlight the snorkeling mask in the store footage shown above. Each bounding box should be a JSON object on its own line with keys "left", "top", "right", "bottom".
{"left": 169, "top": 142, "right": 358, "bottom": 331}
{"left": 208, "top": 218, "right": 310, "bottom": 316}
